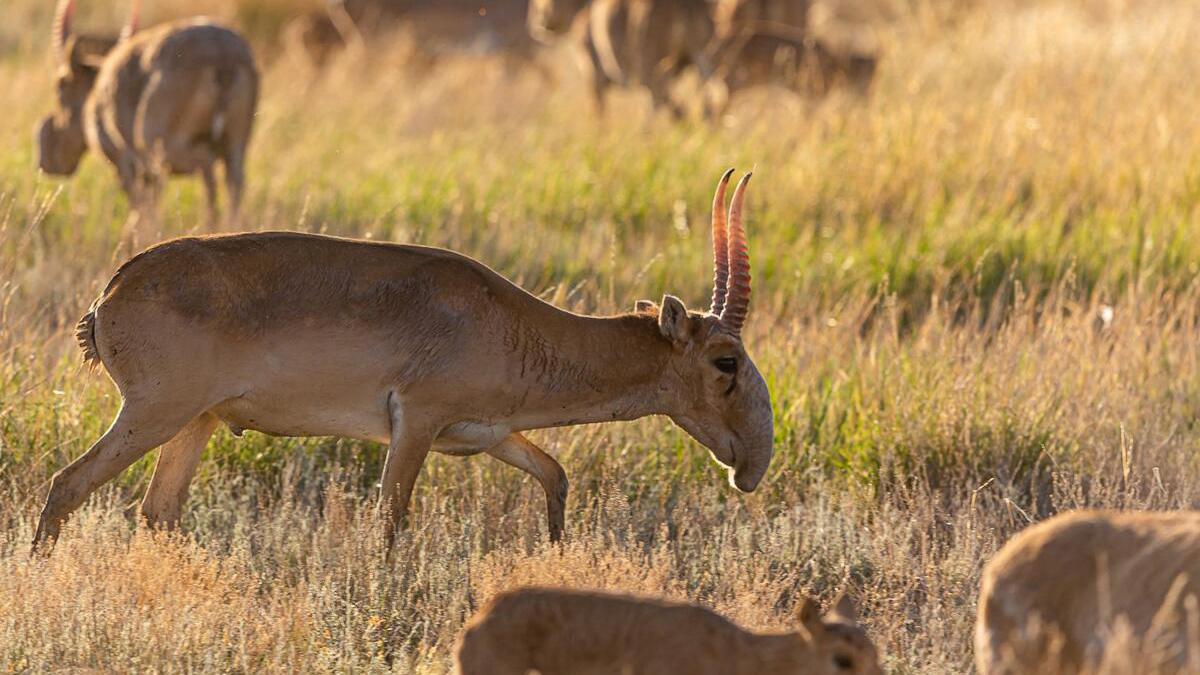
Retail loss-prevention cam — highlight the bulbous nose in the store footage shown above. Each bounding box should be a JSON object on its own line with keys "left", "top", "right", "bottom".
{"left": 731, "top": 441, "right": 771, "bottom": 492}
{"left": 731, "top": 383, "right": 774, "bottom": 492}
{"left": 36, "top": 117, "right": 56, "bottom": 173}
{"left": 732, "top": 465, "right": 763, "bottom": 492}
{"left": 35, "top": 116, "right": 82, "bottom": 176}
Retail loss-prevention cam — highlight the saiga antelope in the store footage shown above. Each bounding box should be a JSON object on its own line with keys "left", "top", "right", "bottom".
{"left": 37, "top": 0, "right": 258, "bottom": 228}
{"left": 286, "top": 0, "right": 552, "bottom": 80}
{"left": 528, "top": 0, "right": 717, "bottom": 117}
{"left": 455, "top": 587, "right": 882, "bottom": 675}
{"left": 705, "top": 31, "right": 877, "bottom": 118}
{"left": 34, "top": 171, "right": 773, "bottom": 548}
{"left": 977, "top": 510, "right": 1200, "bottom": 674}
{"left": 713, "top": 0, "right": 810, "bottom": 42}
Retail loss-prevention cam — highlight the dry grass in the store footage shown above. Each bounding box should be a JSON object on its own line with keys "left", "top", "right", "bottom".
{"left": 4, "top": 0, "right": 1200, "bottom": 672}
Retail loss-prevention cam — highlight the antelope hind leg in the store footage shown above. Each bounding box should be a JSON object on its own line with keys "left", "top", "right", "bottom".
{"left": 141, "top": 412, "right": 220, "bottom": 529}
{"left": 34, "top": 398, "right": 199, "bottom": 550}
{"left": 486, "top": 433, "right": 569, "bottom": 542}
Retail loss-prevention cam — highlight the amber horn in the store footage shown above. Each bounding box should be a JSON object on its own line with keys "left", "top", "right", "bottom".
{"left": 120, "top": 0, "right": 141, "bottom": 40}
{"left": 718, "top": 172, "right": 752, "bottom": 336}
{"left": 710, "top": 168, "right": 735, "bottom": 315}
{"left": 53, "top": 0, "right": 75, "bottom": 60}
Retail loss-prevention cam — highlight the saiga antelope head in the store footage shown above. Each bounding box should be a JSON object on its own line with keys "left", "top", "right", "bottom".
{"left": 643, "top": 169, "right": 774, "bottom": 492}
{"left": 36, "top": 0, "right": 139, "bottom": 175}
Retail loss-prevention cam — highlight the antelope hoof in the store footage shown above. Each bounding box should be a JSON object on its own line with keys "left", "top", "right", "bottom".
{"left": 547, "top": 473, "right": 568, "bottom": 543}
{"left": 31, "top": 514, "right": 62, "bottom": 554}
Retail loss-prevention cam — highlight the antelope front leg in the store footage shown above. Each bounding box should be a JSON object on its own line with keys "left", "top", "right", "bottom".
{"left": 486, "top": 433, "right": 569, "bottom": 542}
{"left": 703, "top": 78, "right": 731, "bottom": 121}
{"left": 379, "top": 392, "right": 434, "bottom": 548}
{"left": 200, "top": 164, "right": 220, "bottom": 227}
{"left": 115, "top": 156, "right": 154, "bottom": 249}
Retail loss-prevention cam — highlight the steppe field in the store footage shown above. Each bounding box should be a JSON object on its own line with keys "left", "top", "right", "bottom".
{"left": 4, "top": 0, "right": 1200, "bottom": 672}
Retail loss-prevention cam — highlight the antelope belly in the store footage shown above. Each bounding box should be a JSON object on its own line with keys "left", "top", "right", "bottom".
{"left": 211, "top": 390, "right": 392, "bottom": 443}
{"left": 432, "top": 421, "right": 511, "bottom": 455}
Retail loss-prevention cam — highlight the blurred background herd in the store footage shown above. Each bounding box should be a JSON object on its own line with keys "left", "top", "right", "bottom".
{"left": 9, "top": 0, "right": 885, "bottom": 121}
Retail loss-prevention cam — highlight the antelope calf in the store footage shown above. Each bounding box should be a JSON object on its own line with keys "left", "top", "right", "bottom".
{"left": 34, "top": 171, "right": 773, "bottom": 549}
{"left": 455, "top": 587, "right": 882, "bottom": 675}
{"left": 976, "top": 510, "right": 1200, "bottom": 674}
{"left": 37, "top": 0, "right": 258, "bottom": 228}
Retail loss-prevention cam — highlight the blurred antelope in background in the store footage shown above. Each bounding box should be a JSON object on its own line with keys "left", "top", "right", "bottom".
{"left": 455, "top": 587, "right": 882, "bottom": 675}
{"left": 713, "top": 0, "right": 809, "bottom": 42}
{"left": 286, "top": 0, "right": 552, "bottom": 79}
{"left": 34, "top": 171, "right": 773, "bottom": 549}
{"left": 705, "top": 0, "right": 876, "bottom": 117}
{"left": 705, "top": 31, "right": 877, "bottom": 117}
{"left": 977, "top": 510, "right": 1200, "bottom": 674}
{"left": 37, "top": 0, "right": 258, "bottom": 229}
{"left": 528, "top": 0, "right": 717, "bottom": 117}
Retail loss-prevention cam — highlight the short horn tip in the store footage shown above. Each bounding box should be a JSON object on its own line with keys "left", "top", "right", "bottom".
{"left": 720, "top": 167, "right": 736, "bottom": 183}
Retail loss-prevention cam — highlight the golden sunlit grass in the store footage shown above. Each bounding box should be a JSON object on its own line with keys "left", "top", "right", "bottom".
{"left": 4, "top": 0, "right": 1200, "bottom": 672}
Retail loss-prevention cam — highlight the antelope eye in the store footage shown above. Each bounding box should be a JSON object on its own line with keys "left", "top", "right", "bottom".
{"left": 833, "top": 654, "right": 854, "bottom": 670}
{"left": 713, "top": 357, "right": 737, "bottom": 374}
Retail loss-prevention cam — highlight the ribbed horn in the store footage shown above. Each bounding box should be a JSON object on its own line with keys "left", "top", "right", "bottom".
{"left": 120, "top": 0, "right": 141, "bottom": 40}
{"left": 53, "top": 0, "right": 75, "bottom": 59}
{"left": 710, "top": 168, "right": 735, "bottom": 316}
{"left": 719, "top": 172, "right": 752, "bottom": 336}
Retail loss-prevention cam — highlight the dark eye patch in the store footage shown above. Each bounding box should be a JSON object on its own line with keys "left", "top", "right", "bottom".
{"left": 833, "top": 654, "right": 854, "bottom": 670}
{"left": 713, "top": 357, "right": 737, "bottom": 374}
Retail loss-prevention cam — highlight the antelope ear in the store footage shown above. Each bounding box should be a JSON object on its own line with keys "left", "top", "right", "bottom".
{"left": 796, "top": 595, "right": 822, "bottom": 633}
{"left": 66, "top": 37, "right": 107, "bottom": 71}
{"left": 634, "top": 299, "right": 657, "bottom": 313}
{"left": 828, "top": 593, "right": 858, "bottom": 623}
{"left": 657, "top": 295, "right": 691, "bottom": 345}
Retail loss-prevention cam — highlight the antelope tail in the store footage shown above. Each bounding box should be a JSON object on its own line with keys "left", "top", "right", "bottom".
{"left": 75, "top": 310, "right": 100, "bottom": 366}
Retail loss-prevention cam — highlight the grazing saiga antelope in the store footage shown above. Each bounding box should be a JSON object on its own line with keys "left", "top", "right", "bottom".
{"left": 33, "top": 171, "right": 773, "bottom": 548}
{"left": 37, "top": 0, "right": 258, "bottom": 228}
{"left": 713, "top": 0, "right": 810, "bottom": 42}
{"left": 976, "top": 510, "right": 1200, "bottom": 674}
{"left": 455, "top": 587, "right": 882, "bottom": 675}
{"left": 705, "top": 31, "right": 877, "bottom": 118}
